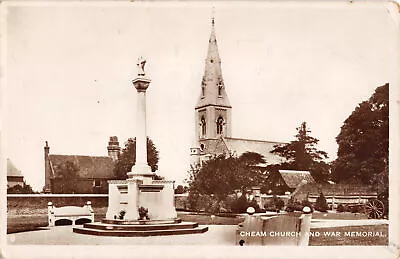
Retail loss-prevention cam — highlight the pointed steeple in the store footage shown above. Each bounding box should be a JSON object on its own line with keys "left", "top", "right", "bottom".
{"left": 196, "top": 16, "right": 231, "bottom": 109}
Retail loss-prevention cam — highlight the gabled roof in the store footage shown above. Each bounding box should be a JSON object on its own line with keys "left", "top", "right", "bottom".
{"left": 49, "top": 155, "right": 114, "bottom": 179}
{"left": 223, "top": 137, "right": 286, "bottom": 165}
{"left": 7, "top": 158, "right": 23, "bottom": 177}
{"left": 278, "top": 170, "right": 315, "bottom": 189}
{"left": 295, "top": 182, "right": 377, "bottom": 196}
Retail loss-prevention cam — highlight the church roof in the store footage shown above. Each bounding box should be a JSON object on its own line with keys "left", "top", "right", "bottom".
{"left": 221, "top": 137, "right": 286, "bottom": 165}
{"left": 7, "top": 158, "right": 23, "bottom": 177}
{"left": 196, "top": 17, "right": 231, "bottom": 109}
{"left": 49, "top": 154, "right": 114, "bottom": 179}
{"left": 278, "top": 170, "right": 315, "bottom": 189}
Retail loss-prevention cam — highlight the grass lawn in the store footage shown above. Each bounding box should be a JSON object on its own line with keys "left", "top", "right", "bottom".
{"left": 7, "top": 215, "right": 48, "bottom": 234}
{"left": 311, "top": 211, "right": 368, "bottom": 220}
{"left": 309, "top": 224, "right": 388, "bottom": 246}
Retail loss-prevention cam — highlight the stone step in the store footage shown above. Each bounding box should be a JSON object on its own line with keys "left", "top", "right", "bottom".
{"left": 83, "top": 221, "right": 198, "bottom": 231}
{"left": 73, "top": 225, "right": 209, "bottom": 237}
{"left": 101, "top": 218, "right": 182, "bottom": 225}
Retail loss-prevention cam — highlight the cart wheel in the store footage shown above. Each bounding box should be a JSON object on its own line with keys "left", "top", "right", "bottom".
{"left": 364, "top": 199, "right": 385, "bottom": 219}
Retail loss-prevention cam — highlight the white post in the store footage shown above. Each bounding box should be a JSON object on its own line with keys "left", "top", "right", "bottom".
{"left": 298, "top": 206, "right": 312, "bottom": 246}
{"left": 48, "top": 202, "right": 55, "bottom": 227}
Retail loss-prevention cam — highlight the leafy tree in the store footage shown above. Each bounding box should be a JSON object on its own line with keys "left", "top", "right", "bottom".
{"left": 174, "top": 185, "right": 188, "bottom": 194}
{"left": 332, "top": 83, "right": 388, "bottom": 188}
{"left": 269, "top": 122, "right": 330, "bottom": 182}
{"left": 56, "top": 160, "right": 79, "bottom": 194}
{"left": 113, "top": 137, "right": 159, "bottom": 180}
{"left": 187, "top": 152, "right": 266, "bottom": 203}
{"left": 7, "top": 181, "right": 36, "bottom": 194}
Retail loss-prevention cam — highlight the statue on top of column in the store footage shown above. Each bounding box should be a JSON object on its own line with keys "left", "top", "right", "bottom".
{"left": 137, "top": 56, "right": 147, "bottom": 76}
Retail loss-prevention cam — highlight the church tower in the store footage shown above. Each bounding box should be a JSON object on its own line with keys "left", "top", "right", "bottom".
{"left": 191, "top": 16, "right": 232, "bottom": 165}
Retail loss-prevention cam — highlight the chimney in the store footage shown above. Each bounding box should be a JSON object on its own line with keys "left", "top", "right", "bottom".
{"left": 44, "top": 141, "right": 51, "bottom": 193}
{"left": 107, "top": 136, "right": 120, "bottom": 161}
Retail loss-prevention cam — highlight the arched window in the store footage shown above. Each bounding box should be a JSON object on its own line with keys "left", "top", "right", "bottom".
{"left": 201, "top": 117, "right": 206, "bottom": 137}
{"left": 217, "top": 116, "right": 224, "bottom": 135}
{"left": 218, "top": 80, "right": 223, "bottom": 96}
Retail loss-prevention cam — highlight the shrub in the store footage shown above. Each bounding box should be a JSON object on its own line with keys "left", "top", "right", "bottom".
{"left": 187, "top": 191, "right": 200, "bottom": 211}
{"left": 248, "top": 198, "right": 263, "bottom": 213}
{"left": 301, "top": 199, "right": 314, "bottom": 212}
{"left": 187, "top": 192, "right": 213, "bottom": 212}
{"left": 285, "top": 197, "right": 295, "bottom": 212}
{"left": 263, "top": 199, "right": 276, "bottom": 212}
{"left": 138, "top": 207, "right": 149, "bottom": 220}
{"left": 273, "top": 195, "right": 285, "bottom": 211}
{"left": 231, "top": 195, "right": 249, "bottom": 213}
{"left": 315, "top": 192, "right": 329, "bottom": 212}
{"left": 350, "top": 205, "right": 362, "bottom": 213}
{"left": 336, "top": 204, "right": 345, "bottom": 212}
{"left": 266, "top": 195, "right": 285, "bottom": 212}
{"left": 285, "top": 197, "right": 305, "bottom": 212}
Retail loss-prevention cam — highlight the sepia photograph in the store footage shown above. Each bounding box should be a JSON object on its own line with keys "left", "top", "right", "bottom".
{"left": 1, "top": 1, "right": 399, "bottom": 258}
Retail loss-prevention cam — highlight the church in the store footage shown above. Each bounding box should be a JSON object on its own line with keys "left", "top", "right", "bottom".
{"left": 190, "top": 17, "right": 286, "bottom": 167}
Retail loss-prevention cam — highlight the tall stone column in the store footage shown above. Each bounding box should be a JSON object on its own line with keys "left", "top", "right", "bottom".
{"left": 128, "top": 57, "right": 153, "bottom": 180}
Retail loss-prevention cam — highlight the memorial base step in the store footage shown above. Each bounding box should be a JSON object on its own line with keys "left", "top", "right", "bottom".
{"left": 73, "top": 219, "right": 208, "bottom": 237}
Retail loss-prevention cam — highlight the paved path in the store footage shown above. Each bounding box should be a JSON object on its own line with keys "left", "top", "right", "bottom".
{"left": 7, "top": 219, "right": 388, "bottom": 245}
{"left": 7, "top": 225, "right": 237, "bottom": 245}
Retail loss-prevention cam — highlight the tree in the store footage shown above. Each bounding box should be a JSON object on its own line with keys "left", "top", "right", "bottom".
{"left": 187, "top": 152, "right": 266, "bottom": 203}
{"left": 7, "top": 181, "right": 36, "bottom": 194}
{"left": 113, "top": 137, "right": 160, "bottom": 180}
{"left": 315, "top": 192, "right": 329, "bottom": 212}
{"left": 332, "top": 83, "right": 388, "bottom": 188}
{"left": 56, "top": 160, "right": 79, "bottom": 194}
{"left": 269, "top": 122, "right": 330, "bottom": 182}
{"left": 174, "top": 185, "right": 188, "bottom": 194}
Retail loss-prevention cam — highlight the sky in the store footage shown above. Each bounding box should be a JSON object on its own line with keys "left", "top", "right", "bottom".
{"left": 2, "top": 2, "right": 399, "bottom": 191}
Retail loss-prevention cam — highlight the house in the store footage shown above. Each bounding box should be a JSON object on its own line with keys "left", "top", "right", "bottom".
{"left": 7, "top": 158, "right": 24, "bottom": 188}
{"left": 44, "top": 137, "right": 120, "bottom": 194}
{"left": 263, "top": 170, "right": 316, "bottom": 194}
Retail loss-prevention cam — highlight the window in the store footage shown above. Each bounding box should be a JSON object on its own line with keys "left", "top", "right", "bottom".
{"left": 217, "top": 116, "right": 224, "bottom": 135}
{"left": 201, "top": 117, "right": 206, "bottom": 137}
{"left": 94, "top": 179, "right": 101, "bottom": 187}
{"left": 218, "top": 80, "right": 223, "bottom": 96}
{"left": 201, "top": 78, "right": 206, "bottom": 98}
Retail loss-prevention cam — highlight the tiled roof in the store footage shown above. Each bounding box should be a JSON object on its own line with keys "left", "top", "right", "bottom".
{"left": 279, "top": 170, "right": 316, "bottom": 189}
{"left": 295, "top": 183, "right": 378, "bottom": 196}
{"left": 7, "top": 159, "right": 23, "bottom": 177}
{"left": 222, "top": 137, "right": 286, "bottom": 165}
{"left": 49, "top": 155, "right": 114, "bottom": 179}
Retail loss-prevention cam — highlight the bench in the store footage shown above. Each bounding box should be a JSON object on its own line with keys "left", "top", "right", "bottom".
{"left": 48, "top": 201, "right": 94, "bottom": 227}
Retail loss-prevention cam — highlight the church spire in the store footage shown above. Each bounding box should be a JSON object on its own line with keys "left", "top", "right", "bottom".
{"left": 196, "top": 15, "right": 231, "bottom": 109}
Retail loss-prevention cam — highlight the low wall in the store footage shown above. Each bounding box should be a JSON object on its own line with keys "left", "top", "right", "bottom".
{"left": 7, "top": 194, "right": 190, "bottom": 213}
{"left": 7, "top": 194, "right": 109, "bottom": 215}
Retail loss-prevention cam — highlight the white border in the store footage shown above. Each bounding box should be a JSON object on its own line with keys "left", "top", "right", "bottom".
{"left": 1, "top": 1, "right": 399, "bottom": 258}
